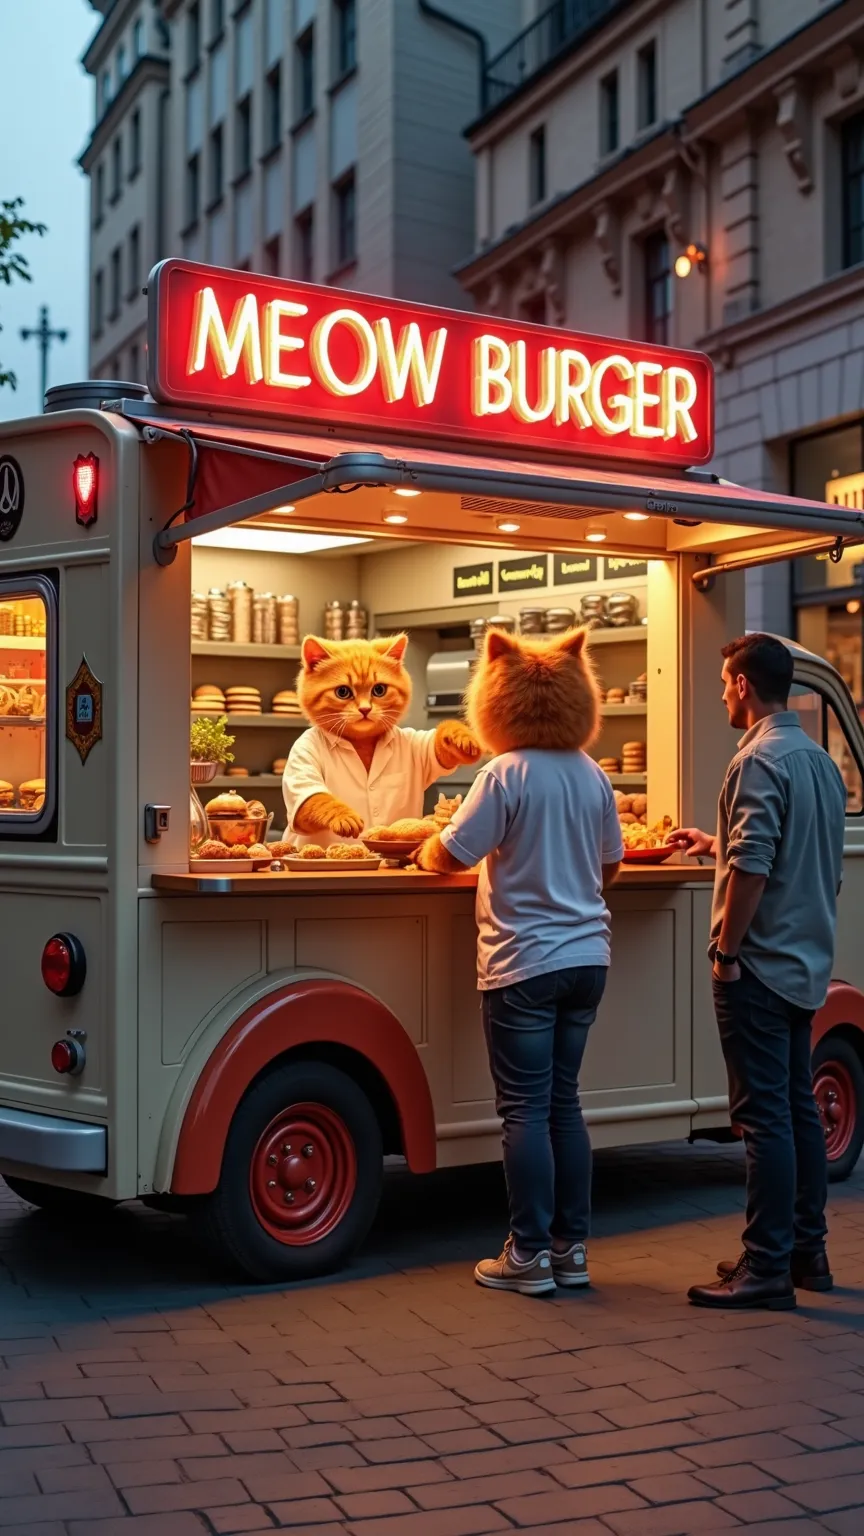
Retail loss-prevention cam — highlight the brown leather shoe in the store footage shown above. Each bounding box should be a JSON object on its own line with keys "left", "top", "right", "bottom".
{"left": 689, "top": 1254, "right": 796, "bottom": 1310}
{"left": 717, "top": 1249, "right": 833, "bottom": 1292}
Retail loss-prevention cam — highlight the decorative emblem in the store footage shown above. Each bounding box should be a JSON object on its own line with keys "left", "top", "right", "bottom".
{"left": 0, "top": 455, "right": 24, "bottom": 543}
{"left": 66, "top": 656, "right": 103, "bottom": 764}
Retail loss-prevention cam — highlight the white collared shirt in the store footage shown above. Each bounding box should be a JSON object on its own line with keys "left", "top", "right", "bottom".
{"left": 282, "top": 724, "right": 445, "bottom": 846}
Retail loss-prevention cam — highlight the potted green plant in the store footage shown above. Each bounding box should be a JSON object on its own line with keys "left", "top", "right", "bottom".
{"left": 190, "top": 715, "right": 235, "bottom": 785}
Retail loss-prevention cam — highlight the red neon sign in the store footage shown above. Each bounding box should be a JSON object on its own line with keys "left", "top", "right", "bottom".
{"left": 148, "top": 260, "right": 714, "bottom": 467}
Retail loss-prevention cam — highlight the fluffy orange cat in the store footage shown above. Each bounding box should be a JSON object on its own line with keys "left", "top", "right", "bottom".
{"left": 416, "top": 626, "right": 600, "bottom": 871}
{"left": 287, "top": 633, "right": 480, "bottom": 840}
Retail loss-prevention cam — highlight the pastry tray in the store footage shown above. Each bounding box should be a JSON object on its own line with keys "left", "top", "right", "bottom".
{"left": 284, "top": 855, "right": 382, "bottom": 871}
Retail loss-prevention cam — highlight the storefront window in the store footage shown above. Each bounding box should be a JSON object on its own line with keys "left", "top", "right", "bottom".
{"left": 792, "top": 422, "right": 863, "bottom": 595}
{"left": 0, "top": 582, "right": 53, "bottom": 829}
{"left": 792, "top": 683, "right": 863, "bottom": 814}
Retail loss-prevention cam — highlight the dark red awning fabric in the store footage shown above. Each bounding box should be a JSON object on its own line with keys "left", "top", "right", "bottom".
{"left": 190, "top": 441, "right": 327, "bottom": 521}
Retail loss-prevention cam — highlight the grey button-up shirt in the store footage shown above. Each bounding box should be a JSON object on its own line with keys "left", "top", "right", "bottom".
{"left": 711, "top": 711, "right": 847, "bottom": 1010}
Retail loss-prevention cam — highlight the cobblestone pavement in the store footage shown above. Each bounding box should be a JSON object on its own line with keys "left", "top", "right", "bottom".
{"left": 2, "top": 1143, "right": 864, "bottom": 1536}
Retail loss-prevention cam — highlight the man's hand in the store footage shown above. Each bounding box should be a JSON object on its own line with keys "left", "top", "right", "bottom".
{"left": 666, "top": 826, "right": 716, "bottom": 858}
{"left": 712, "top": 958, "right": 741, "bottom": 984}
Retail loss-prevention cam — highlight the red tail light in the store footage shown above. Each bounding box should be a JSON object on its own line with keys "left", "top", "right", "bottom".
{"left": 41, "top": 933, "right": 87, "bottom": 997}
{"left": 73, "top": 453, "right": 99, "bottom": 528}
{"left": 51, "top": 1038, "right": 86, "bottom": 1076}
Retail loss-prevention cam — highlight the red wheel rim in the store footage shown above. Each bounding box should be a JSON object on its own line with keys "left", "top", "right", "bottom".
{"left": 249, "top": 1103, "right": 357, "bottom": 1245}
{"left": 814, "top": 1060, "right": 857, "bottom": 1163}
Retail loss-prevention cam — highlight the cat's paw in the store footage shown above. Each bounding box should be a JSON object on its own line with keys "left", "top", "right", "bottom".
{"left": 325, "top": 802, "right": 365, "bottom": 839}
{"left": 435, "top": 721, "right": 482, "bottom": 768}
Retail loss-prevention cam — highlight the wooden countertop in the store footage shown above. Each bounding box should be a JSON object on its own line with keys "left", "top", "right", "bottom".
{"left": 150, "top": 862, "right": 716, "bottom": 896}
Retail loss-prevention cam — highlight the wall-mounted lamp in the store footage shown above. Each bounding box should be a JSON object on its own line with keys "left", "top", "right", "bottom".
{"left": 674, "top": 243, "right": 708, "bottom": 279}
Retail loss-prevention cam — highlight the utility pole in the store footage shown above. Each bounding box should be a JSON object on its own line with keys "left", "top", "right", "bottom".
{"left": 19, "top": 305, "right": 68, "bottom": 410}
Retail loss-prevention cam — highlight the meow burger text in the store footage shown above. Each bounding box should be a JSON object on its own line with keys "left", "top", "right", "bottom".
{"left": 149, "top": 259, "right": 714, "bottom": 467}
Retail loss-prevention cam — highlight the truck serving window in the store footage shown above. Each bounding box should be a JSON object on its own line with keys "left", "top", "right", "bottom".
{"left": 0, "top": 577, "right": 55, "bottom": 832}
{"left": 792, "top": 685, "right": 864, "bottom": 815}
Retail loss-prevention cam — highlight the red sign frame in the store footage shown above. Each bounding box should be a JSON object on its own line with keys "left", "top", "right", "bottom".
{"left": 147, "top": 259, "right": 714, "bottom": 467}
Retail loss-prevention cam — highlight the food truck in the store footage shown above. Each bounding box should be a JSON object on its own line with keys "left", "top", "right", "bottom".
{"left": 2, "top": 258, "right": 864, "bottom": 1283}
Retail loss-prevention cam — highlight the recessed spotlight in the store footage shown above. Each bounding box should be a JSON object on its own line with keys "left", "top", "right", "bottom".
{"left": 847, "top": 599, "right": 861, "bottom": 615}
{"left": 383, "top": 512, "right": 409, "bottom": 525}
{"left": 585, "top": 524, "right": 607, "bottom": 543}
{"left": 497, "top": 520, "right": 521, "bottom": 533}
{"left": 394, "top": 487, "right": 421, "bottom": 498}
{"left": 624, "top": 511, "right": 649, "bottom": 521}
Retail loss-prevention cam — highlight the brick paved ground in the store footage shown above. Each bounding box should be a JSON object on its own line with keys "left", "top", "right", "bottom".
{"left": 1, "top": 1143, "right": 864, "bottom": 1535}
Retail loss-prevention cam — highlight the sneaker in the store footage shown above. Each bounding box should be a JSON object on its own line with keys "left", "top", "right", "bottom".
{"left": 474, "top": 1236, "right": 556, "bottom": 1295}
{"left": 551, "top": 1241, "right": 590, "bottom": 1288}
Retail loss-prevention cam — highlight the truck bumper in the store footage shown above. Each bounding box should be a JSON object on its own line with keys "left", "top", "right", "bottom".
{"left": 0, "top": 1108, "right": 106, "bottom": 1173}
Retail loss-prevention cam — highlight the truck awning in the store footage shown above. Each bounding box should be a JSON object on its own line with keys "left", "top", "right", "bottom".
{"left": 120, "top": 406, "right": 864, "bottom": 578}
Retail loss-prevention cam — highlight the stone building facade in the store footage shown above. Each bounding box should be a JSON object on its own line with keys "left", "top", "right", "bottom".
{"left": 457, "top": 0, "right": 864, "bottom": 682}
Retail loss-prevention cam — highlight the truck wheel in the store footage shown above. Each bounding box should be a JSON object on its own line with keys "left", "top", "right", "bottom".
{"left": 195, "top": 1060, "right": 383, "bottom": 1282}
{"left": 3, "top": 1176, "right": 116, "bottom": 1217}
{"left": 813, "top": 1036, "right": 864, "bottom": 1182}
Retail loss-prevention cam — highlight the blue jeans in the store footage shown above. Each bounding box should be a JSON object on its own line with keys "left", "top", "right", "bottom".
{"left": 482, "top": 965, "right": 607, "bottom": 1255}
{"left": 713, "top": 962, "right": 827, "bottom": 1275}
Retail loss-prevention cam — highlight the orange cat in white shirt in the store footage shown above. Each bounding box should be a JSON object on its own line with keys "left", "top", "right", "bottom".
{"left": 284, "top": 633, "right": 480, "bottom": 842}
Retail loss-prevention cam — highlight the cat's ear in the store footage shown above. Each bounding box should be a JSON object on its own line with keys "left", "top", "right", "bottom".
{"left": 302, "top": 635, "right": 333, "bottom": 670}
{"left": 556, "top": 627, "right": 587, "bottom": 657}
{"left": 485, "top": 628, "right": 517, "bottom": 661}
{"left": 375, "top": 633, "right": 408, "bottom": 662}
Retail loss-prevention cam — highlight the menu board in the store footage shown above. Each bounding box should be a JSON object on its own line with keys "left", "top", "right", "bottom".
{"left": 604, "top": 555, "right": 648, "bottom": 579}
{"left": 497, "top": 555, "right": 548, "bottom": 592}
{"left": 554, "top": 553, "right": 598, "bottom": 586}
{"left": 453, "top": 560, "right": 494, "bottom": 599}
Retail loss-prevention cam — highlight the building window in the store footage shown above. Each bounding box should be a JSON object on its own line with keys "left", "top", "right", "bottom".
{"left": 842, "top": 111, "right": 864, "bottom": 270}
{"left": 129, "top": 341, "right": 140, "bottom": 381}
{"left": 235, "top": 5, "right": 254, "bottom": 96}
{"left": 637, "top": 40, "right": 657, "bottom": 130}
{"left": 185, "top": 152, "right": 201, "bottom": 227}
{"left": 101, "top": 68, "right": 112, "bottom": 113}
{"left": 295, "top": 207, "right": 314, "bottom": 280}
{"left": 296, "top": 26, "right": 315, "bottom": 120}
{"left": 94, "top": 162, "right": 105, "bottom": 226}
{"left": 128, "top": 224, "right": 141, "bottom": 298}
{"left": 334, "top": 0, "right": 356, "bottom": 80}
{"left": 209, "top": 123, "right": 224, "bottom": 205}
{"left": 235, "top": 94, "right": 252, "bottom": 179}
{"left": 187, "top": 1, "right": 201, "bottom": 73}
{"left": 264, "top": 234, "right": 281, "bottom": 275}
{"left": 210, "top": 0, "right": 224, "bottom": 41}
{"left": 129, "top": 109, "right": 142, "bottom": 177}
{"left": 334, "top": 170, "right": 356, "bottom": 268}
{"left": 93, "top": 270, "right": 104, "bottom": 337}
{"left": 111, "top": 135, "right": 122, "bottom": 201}
{"left": 644, "top": 229, "right": 672, "bottom": 344}
{"left": 109, "top": 247, "right": 122, "bottom": 321}
{"left": 133, "top": 17, "right": 144, "bottom": 59}
{"left": 264, "top": 62, "right": 282, "bottom": 154}
{"left": 116, "top": 43, "right": 127, "bottom": 84}
{"left": 600, "top": 70, "right": 619, "bottom": 156}
{"left": 529, "top": 125, "right": 546, "bottom": 206}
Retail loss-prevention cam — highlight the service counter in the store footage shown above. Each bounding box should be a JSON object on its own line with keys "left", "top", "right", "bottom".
{"left": 150, "top": 862, "right": 715, "bottom": 895}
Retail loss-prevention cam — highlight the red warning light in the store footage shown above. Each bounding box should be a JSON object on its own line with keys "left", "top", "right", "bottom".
{"left": 73, "top": 453, "right": 99, "bottom": 527}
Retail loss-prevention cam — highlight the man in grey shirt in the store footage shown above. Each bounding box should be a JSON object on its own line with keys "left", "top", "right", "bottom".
{"left": 670, "top": 634, "right": 847, "bottom": 1311}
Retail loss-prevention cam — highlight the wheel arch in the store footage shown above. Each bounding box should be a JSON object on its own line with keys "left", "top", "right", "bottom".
{"left": 812, "top": 981, "right": 864, "bottom": 1053}
{"left": 155, "top": 973, "right": 437, "bottom": 1194}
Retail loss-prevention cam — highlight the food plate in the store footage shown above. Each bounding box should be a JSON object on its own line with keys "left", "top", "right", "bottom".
{"left": 622, "top": 846, "right": 675, "bottom": 864}
{"left": 285, "top": 854, "right": 382, "bottom": 871}
{"left": 191, "top": 857, "right": 253, "bottom": 872}
{"left": 361, "top": 838, "right": 421, "bottom": 865}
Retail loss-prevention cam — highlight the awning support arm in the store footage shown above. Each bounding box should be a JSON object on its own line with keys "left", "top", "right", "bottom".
{"left": 692, "top": 535, "right": 859, "bottom": 591}
{"left": 151, "top": 451, "right": 401, "bottom": 566}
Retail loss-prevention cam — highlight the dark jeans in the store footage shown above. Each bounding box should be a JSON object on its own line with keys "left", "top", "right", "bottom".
{"left": 482, "top": 965, "right": 607, "bottom": 1255}
{"left": 713, "top": 962, "right": 828, "bottom": 1276}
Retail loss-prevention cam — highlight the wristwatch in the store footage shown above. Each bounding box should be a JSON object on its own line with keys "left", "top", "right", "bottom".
{"left": 715, "top": 949, "right": 739, "bottom": 967}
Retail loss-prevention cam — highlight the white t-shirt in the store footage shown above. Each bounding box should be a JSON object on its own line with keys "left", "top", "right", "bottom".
{"left": 441, "top": 749, "right": 624, "bottom": 990}
{"left": 283, "top": 724, "right": 446, "bottom": 847}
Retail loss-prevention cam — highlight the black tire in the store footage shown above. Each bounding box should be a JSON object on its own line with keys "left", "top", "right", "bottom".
{"left": 812, "top": 1034, "right": 864, "bottom": 1183}
{"left": 3, "top": 1176, "right": 117, "bottom": 1217}
{"left": 194, "top": 1059, "right": 383, "bottom": 1283}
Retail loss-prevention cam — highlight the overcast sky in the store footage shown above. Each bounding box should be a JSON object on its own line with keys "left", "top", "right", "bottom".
{"left": 0, "top": 1, "right": 95, "bottom": 420}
